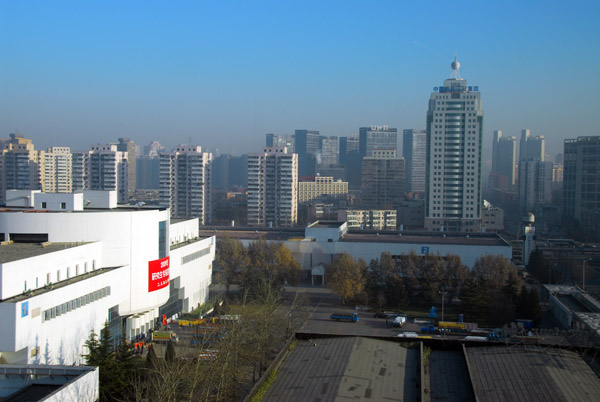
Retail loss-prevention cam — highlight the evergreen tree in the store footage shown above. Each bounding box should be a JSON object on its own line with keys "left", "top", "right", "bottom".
{"left": 165, "top": 341, "right": 176, "bottom": 363}
{"left": 146, "top": 345, "right": 159, "bottom": 371}
{"left": 516, "top": 285, "right": 530, "bottom": 319}
{"left": 528, "top": 289, "right": 542, "bottom": 326}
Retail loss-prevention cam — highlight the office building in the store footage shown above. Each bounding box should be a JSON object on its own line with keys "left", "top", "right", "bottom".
{"left": 564, "top": 136, "right": 600, "bottom": 240}
{"left": 136, "top": 155, "right": 160, "bottom": 189}
{"left": 518, "top": 159, "right": 553, "bottom": 214}
{"left": 266, "top": 133, "right": 294, "bottom": 152}
{"left": 361, "top": 149, "right": 405, "bottom": 209}
{"left": 402, "top": 129, "right": 426, "bottom": 193}
{"left": 490, "top": 130, "right": 516, "bottom": 189}
{"left": 0, "top": 134, "right": 43, "bottom": 203}
{"left": 143, "top": 141, "right": 165, "bottom": 158}
{"left": 294, "top": 130, "right": 320, "bottom": 178}
{"left": 359, "top": 126, "right": 397, "bottom": 158}
{"left": 0, "top": 191, "right": 214, "bottom": 365}
{"left": 117, "top": 138, "right": 137, "bottom": 198}
{"left": 318, "top": 136, "right": 339, "bottom": 170}
{"left": 247, "top": 147, "right": 298, "bottom": 227}
{"left": 89, "top": 144, "right": 129, "bottom": 204}
{"left": 339, "top": 135, "right": 361, "bottom": 188}
{"left": 159, "top": 145, "right": 213, "bottom": 224}
{"left": 519, "top": 129, "right": 545, "bottom": 162}
{"left": 43, "top": 147, "right": 72, "bottom": 193}
{"left": 425, "top": 57, "right": 483, "bottom": 232}
{"left": 298, "top": 176, "right": 348, "bottom": 203}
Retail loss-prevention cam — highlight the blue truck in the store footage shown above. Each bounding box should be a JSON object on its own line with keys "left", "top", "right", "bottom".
{"left": 330, "top": 312, "right": 359, "bottom": 322}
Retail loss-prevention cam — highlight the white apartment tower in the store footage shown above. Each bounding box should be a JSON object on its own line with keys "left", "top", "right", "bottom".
{"left": 425, "top": 57, "right": 483, "bottom": 232}
{"left": 159, "top": 145, "right": 212, "bottom": 224}
{"left": 89, "top": 144, "right": 129, "bottom": 204}
{"left": 247, "top": 147, "right": 298, "bottom": 227}
{"left": 43, "top": 147, "right": 72, "bottom": 193}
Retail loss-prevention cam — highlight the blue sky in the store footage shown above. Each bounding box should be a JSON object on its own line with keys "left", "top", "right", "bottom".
{"left": 1, "top": 0, "right": 599, "bottom": 159}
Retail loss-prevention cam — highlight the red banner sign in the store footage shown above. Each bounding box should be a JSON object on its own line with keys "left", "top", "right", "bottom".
{"left": 148, "top": 256, "right": 170, "bottom": 292}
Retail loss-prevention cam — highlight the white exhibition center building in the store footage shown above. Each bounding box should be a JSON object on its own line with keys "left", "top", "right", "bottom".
{"left": 0, "top": 190, "right": 215, "bottom": 365}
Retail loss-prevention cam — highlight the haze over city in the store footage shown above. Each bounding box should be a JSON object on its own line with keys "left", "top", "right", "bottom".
{"left": 1, "top": 0, "right": 599, "bottom": 158}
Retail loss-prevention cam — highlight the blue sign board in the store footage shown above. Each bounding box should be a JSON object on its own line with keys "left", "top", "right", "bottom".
{"left": 21, "top": 301, "right": 29, "bottom": 318}
{"left": 421, "top": 246, "right": 429, "bottom": 255}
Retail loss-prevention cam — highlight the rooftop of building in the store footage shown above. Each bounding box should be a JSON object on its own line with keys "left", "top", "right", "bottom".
{"left": 307, "top": 221, "right": 346, "bottom": 229}
{"left": 1, "top": 265, "right": 122, "bottom": 303}
{"left": 0, "top": 205, "right": 168, "bottom": 213}
{"left": 170, "top": 236, "right": 210, "bottom": 251}
{"left": 197, "top": 226, "right": 510, "bottom": 247}
{"left": 0, "top": 242, "right": 91, "bottom": 264}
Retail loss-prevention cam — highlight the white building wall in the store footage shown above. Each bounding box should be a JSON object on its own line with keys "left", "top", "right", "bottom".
{"left": 169, "top": 219, "right": 199, "bottom": 246}
{"left": 0, "top": 266, "right": 129, "bottom": 365}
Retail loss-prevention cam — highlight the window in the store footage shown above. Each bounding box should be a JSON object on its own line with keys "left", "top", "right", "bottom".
{"left": 84, "top": 262, "right": 88, "bottom": 273}
{"left": 76, "top": 264, "right": 79, "bottom": 275}
{"left": 60, "top": 202, "right": 66, "bottom": 209}
{"left": 92, "top": 260, "right": 96, "bottom": 270}
{"left": 46, "top": 273, "right": 51, "bottom": 285}
{"left": 41, "top": 202, "right": 47, "bottom": 209}
{"left": 67, "top": 267, "right": 70, "bottom": 278}
{"left": 57, "top": 270, "right": 61, "bottom": 282}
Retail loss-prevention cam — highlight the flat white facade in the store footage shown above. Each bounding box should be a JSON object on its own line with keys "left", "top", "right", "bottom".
{"left": 0, "top": 195, "right": 215, "bottom": 365}
{"left": 247, "top": 147, "right": 298, "bottom": 227}
{"left": 425, "top": 58, "right": 483, "bottom": 232}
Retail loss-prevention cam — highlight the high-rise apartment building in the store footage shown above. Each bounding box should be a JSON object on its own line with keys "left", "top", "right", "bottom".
{"left": 247, "top": 147, "right": 298, "bottom": 227}
{"left": 43, "top": 147, "right": 72, "bottom": 193}
{"left": 564, "top": 136, "right": 600, "bottom": 239}
{"left": 159, "top": 145, "right": 212, "bottom": 223}
{"left": 89, "top": 144, "right": 129, "bottom": 204}
{"left": 298, "top": 176, "right": 348, "bottom": 203}
{"left": 117, "top": 138, "right": 136, "bottom": 198}
{"left": 361, "top": 149, "right": 405, "bottom": 209}
{"left": 294, "top": 130, "right": 320, "bottom": 178}
{"left": 490, "top": 130, "right": 517, "bottom": 189}
{"left": 425, "top": 57, "right": 483, "bottom": 232}
{"left": 71, "top": 152, "right": 89, "bottom": 191}
{"left": 403, "top": 129, "right": 426, "bottom": 193}
{"left": 0, "top": 134, "right": 43, "bottom": 202}
{"left": 518, "top": 159, "right": 553, "bottom": 214}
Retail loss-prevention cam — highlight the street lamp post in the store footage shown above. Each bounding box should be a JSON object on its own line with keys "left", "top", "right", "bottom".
{"left": 440, "top": 287, "right": 448, "bottom": 323}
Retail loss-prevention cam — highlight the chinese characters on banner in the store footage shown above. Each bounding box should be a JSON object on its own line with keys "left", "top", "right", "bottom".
{"left": 148, "top": 256, "right": 170, "bottom": 292}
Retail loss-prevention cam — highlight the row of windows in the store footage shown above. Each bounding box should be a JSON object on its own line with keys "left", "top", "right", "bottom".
{"left": 181, "top": 246, "right": 211, "bottom": 265}
{"left": 42, "top": 286, "right": 111, "bottom": 322}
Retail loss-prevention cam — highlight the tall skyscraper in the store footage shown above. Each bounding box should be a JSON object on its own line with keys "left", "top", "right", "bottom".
{"left": 266, "top": 133, "right": 294, "bottom": 152}
{"left": 339, "top": 135, "right": 360, "bottom": 188}
{"left": 318, "top": 136, "right": 339, "bottom": 169}
{"left": 71, "top": 151, "right": 89, "bottom": 191}
{"left": 136, "top": 155, "right": 160, "bottom": 189}
{"left": 490, "top": 130, "right": 516, "bottom": 189}
{"left": 89, "top": 144, "right": 129, "bottom": 204}
{"left": 159, "top": 145, "right": 212, "bottom": 223}
{"left": 117, "top": 138, "right": 137, "bottom": 198}
{"left": 403, "top": 129, "right": 426, "bottom": 193}
{"left": 247, "top": 147, "right": 298, "bottom": 227}
{"left": 564, "top": 136, "right": 600, "bottom": 237}
{"left": 361, "top": 149, "right": 405, "bottom": 209}
{"left": 294, "top": 129, "right": 320, "bottom": 178}
{"left": 425, "top": 57, "right": 483, "bottom": 232}
{"left": 43, "top": 147, "right": 72, "bottom": 193}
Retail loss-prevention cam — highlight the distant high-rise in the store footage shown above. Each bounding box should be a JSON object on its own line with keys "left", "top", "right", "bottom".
{"left": 519, "top": 129, "right": 545, "bottom": 162}
{"left": 159, "top": 145, "right": 212, "bottom": 223}
{"left": 266, "top": 133, "right": 294, "bottom": 152}
{"left": 71, "top": 152, "right": 89, "bottom": 191}
{"left": 136, "top": 156, "right": 160, "bottom": 189}
{"left": 425, "top": 57, "right": 483, "bottom": 232}
{"left": 247, "top": 147, "right": 298, "bottom": 227}
{"left": 518, "top": 159, "right": 553, "bottom": 214}
{"left": 339, "top": 135, "right": 360, "bottom": 188}
{"left": 361, "top": 149, "right": 405, "bottom": 209}
{"left": 318, "top": 136, "right": 338, "bottom": 169}
{"left": 117, "top": 138, "right": 136, "bottom": 198}
{"left": 359, "top": 126, "right": 397, "bottom": 158}
{"left": 294, "top": 130, "right": 320, "bottom": 178}
{"left": 490, "top": 130, "right": 516, "bottom": 189}
{"left": 43, "top": 147, "right": 72, "bottom": 193}
{"left": 564, "top": 136, "right": 600, "bottom": 239}
{"left": 89, "top": 144, "right": 129, "bottom": 204}
{"left": 0, "top": 134, "right": 43, "bottom": 202}
{"left": 402, "top": 129, "right": 426, "bottom": 193}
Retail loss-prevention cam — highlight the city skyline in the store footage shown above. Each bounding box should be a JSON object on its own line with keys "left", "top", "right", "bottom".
{"left": 1, "top": 1, "right": 598, "bottom": 159}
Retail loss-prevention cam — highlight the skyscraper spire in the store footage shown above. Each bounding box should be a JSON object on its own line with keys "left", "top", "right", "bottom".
{"left": 450, "top": 53, "right": 461, "bottom": 79}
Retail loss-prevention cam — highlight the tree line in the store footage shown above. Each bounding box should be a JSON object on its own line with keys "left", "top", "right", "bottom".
{"left": 325, "top": 252, "right": 541, "bottom": 327}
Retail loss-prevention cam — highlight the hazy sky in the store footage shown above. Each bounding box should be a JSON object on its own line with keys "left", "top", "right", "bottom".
{"left": 1, "top": 1, "right": 599, "bottom": 160}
